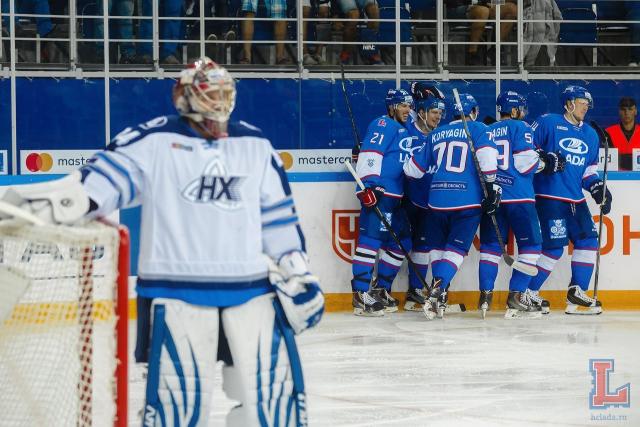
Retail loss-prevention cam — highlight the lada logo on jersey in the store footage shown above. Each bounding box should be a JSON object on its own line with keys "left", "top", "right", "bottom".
{"left": 399, "top": 136, "right": 421, "bottom": 163}
{"left": 332, "top": 210, "right": 359, "bottom": 263}
{"left": 182, "top": 156, "right": 245, "bottom": 209}
{"left": 559, "top": 137, "right": 588, "bottom": 155}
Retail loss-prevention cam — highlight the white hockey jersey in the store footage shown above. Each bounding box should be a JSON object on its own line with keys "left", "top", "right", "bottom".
{"left": 81, "top": 115, "right": 305, "bottom": 307}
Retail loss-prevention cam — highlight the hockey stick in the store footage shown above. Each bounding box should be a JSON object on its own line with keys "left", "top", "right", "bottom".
{"left": 339, "top": 63, "right": 362, "bottom": 162}
{"left": 345, "top": 160, "right": 466, "bottom": 312}
{"left": 589, "top": 120, "right": 610, "bottom": 301}
{"left": 452, "top": 89, "right": 538, "bottom": 276}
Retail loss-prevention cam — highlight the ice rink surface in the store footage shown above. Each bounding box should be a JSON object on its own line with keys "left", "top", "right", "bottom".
{"left": 129, "top": 311, "right": 640, "bottom": 426}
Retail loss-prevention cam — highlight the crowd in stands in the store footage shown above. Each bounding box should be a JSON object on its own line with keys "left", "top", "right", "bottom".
{"left": 1, "top": 0, "right": 640, "bottom": 67}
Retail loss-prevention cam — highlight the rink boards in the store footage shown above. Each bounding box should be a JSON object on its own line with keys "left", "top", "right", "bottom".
{"left": 290, "top": 174, "right": 640, "bottom": 310}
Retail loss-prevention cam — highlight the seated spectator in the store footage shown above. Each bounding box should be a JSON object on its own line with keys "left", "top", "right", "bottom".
{"left": 1, "top": 0, "right": 68, "bottom": 62}
{"left": 444, "top": 0, "right": 517, "bottom": 65}
{"left": 596, "top": 0, "right": 640, "bottom": 66}
{"left": 606, "top": 97, "right": 640, "bottom": 171}
{"left": 136, "top": 0, "right": 183, "bottom": 64}
{"left": 240, "top": 0, "right": 290, "bottom": 65}
{"left": 78, "top": 0, "right": 135, "bottom": 63}
{"left": 183, "top": 0, "right": 236, "bottom": 62}
{"left": 337, "top": 0, "right": 382, "bottom": 65}
{"left": 303, "top": 0, "right": 331, "bottom": 65}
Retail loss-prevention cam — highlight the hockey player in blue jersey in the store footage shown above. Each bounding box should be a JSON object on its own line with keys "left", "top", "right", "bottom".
{"left": 351, "top": 88, "right": 414, "bottom": 316}
{"left": 1, "top": 58, "right": 324, "bottom": 426}
{"left": 528, "top": 85, "right": 612, "bottom": 315}
{"left": 402, "top": 88, "right": 446, "bottom": 311}
{"left": 478, "top": 90, "right": 566, "bottom": 319}
{"left": 404, "top": 92, "right": 501, "bottom": 320}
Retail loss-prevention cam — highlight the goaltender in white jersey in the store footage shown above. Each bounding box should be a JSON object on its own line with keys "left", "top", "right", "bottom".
{"left": 1, "top": 58, "right": 324, "bottom": 426}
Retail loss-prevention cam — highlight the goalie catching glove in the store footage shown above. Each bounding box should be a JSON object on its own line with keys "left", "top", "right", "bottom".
{"left": 268, "top": 251, "right": 325, "bottom": 335}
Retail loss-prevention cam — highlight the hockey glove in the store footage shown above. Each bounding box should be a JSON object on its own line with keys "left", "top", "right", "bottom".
{"left": 481, "top": 183, "right": 502, "bottom": 215}
{"left": 269, "top": 251, "right": 325, "bottom": 335}
{"left": 356, "top": 186, "right": 385, "bottom": 209}
{"left": 588, "top": 180, "right": 612, "bottom": 215}
{"left": 537, "top": 150, "right": 566, "bottom": 175}
{"left": 410, "top": 82, "right": 445, "bottom": 100}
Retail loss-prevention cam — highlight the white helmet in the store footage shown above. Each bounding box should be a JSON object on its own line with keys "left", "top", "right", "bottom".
{"left": 174, "top": 57, "right": 236, "bottom": 124}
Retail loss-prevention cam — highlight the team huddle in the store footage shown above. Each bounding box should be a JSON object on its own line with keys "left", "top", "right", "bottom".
{"left": 350, "top": 83, "right": 612, "bottom": 319}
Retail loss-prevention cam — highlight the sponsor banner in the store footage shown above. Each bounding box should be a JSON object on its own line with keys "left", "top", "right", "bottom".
{"left": 598, "top": 147, "right": 619, "bottom": 172}
{"left": 633, "top": 148, "right": 640, "bottom": 172}
{"left": 292, "top": 180, "right": 640, "bottom": 293}
{"left": 277, "top": 149, "right": 351, "bottom": 173}
{"left": 20, "top": 150, "right": 98, "bottom": 174}
{"left": 0, "top": 150, "right": 7, "bottom": 175}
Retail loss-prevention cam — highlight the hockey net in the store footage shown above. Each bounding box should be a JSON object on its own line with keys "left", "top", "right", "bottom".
{"left": 0, "top": 220, "right": 129, "bottom": 427}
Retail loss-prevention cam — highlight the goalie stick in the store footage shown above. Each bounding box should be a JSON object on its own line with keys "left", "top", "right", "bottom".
{"left": 345, "top": 161, "right": 466, "bottom": 313}
{"left": 589, "top": 120, "right": 611, "bottom": 301}
{"left": 452, "top": 89, "right": 538, "bottom": 277}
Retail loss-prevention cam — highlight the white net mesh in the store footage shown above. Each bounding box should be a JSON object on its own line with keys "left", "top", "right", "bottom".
{"left": 0, "top": 221, "right": 125, "bottom": 427}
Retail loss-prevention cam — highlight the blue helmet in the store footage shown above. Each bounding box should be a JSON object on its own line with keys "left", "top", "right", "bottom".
{"left": 561, "top": 85, "right": 593, "bottom": 109}
{"left": 496, "top": 90, "right": 527, "bottom": 116}
{"left": 415, "top": 96, "right": 446, "bottom": 119}
{"left": 453, "top": 93, "right": 479, "bottom": 116}
{"left": 385, "top": 88, "right": 413, "bottom": 108}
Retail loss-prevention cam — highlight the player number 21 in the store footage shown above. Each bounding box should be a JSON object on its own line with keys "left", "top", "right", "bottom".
{"left": 370, "top": 132, "right": 384, "bottom": 145}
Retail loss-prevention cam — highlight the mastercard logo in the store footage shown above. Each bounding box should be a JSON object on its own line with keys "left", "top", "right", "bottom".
{"left": 279, "top": 151, "right": 293, "bottom": 170}
{"left": 25, "top": 152, "right": 53, "bottom": 172}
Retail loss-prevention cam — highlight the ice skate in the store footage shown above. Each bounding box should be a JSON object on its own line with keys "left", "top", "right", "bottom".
{"left": 478, "top": 290, "right": 493, "bottom": 319}
{"left": 565, "top": 285, "right": 602, "bottom": 315}
{"left": 526, "top": 289, "right": 550, "bottom": 314}
{"left": 372, "top": 287, "right": 399, "bottom": 313}
{"left": 352, "top": 290, "right": 385, "bottom": 317}
{"left": 504, "top": 291, "right": 542, "bottom": 319}
{"left": 404, "top": 287, "right": 426, "bottom": 312}
{"left": 424, "top": 279, "right": 448, "bottom": 320}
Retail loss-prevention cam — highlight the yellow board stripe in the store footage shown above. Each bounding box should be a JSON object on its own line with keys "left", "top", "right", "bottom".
{"left": 3, "top": 300, "right": 115, "bottom": 326}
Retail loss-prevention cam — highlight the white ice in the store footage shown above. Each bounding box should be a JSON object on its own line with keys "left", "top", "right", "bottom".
{"left": 128, "top": 311, "right": 640, "bottom": 426}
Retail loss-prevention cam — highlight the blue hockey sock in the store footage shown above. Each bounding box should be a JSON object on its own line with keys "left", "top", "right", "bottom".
{"left": 479, "top": 243, "right": 501, "bottom": 291}
{"left": 408, "top": 248, "right": 429, "bottom": 289}
{"left": 509, "top": 270, "right": 532, "bottom": 292}
{"left": 528, "top": 248, "right": 563, "bottom": 291}
{"left": 431, "top": 260, "right": 457, "bottom": 289}
{"left": 571, "top": 238, "right": 598, "bottom": 291}
{"left": 351, "top": 235, "right": 381, "bottom": 292}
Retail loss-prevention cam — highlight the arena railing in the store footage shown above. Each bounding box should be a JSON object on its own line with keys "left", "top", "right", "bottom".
{"left": 1, "top": 0, "right": 640, "bottom": 82}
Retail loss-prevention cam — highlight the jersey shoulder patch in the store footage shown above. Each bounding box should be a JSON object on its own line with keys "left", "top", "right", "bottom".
{"left": 107, "top": 115, "right": 186, "bottom": 150}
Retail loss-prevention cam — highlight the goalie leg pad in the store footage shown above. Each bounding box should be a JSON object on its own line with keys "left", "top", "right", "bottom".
{"left": 222, "top": 293, "right": 306, "bottom": 427}
{"left": 142, "top": 299, "right": 219, "bottom": 427}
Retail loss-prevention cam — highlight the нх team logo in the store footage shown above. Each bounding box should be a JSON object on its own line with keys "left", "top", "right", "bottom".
{"left": 332, "top": 210, "right": 359, "bottom": 263}
{"left": 589, "top": 359, "right": 631, "bottom": 409}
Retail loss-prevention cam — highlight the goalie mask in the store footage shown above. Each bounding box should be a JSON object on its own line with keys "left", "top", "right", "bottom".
{"left": 173, "top": 57, "right": 236, "bottom": 137}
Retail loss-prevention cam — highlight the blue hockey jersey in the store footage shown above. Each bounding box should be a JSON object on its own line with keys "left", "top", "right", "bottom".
{"left": 404, "top": 120, "right": 498, "bottom": 210}
{"left": 404, "top": 117, "right": 435, "bottom": 209}
{"left": 532, "top": 113, "right": 600, "bottom": 203}
{"left": 356, "top": 115, "right": 414, "bottom": 198}
{"left": 488, "top": 119, "right": 538, "bottom": 203}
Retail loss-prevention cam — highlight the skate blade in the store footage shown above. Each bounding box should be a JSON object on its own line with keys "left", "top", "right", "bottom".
{"left": 436, "top": 306, "right": 446, "bottom": 319}
{"left": 384, "top": 306, "right": 399, "bottom": 313}
{"left": 403, "top": 301, "right": 423, "bottom": 312}
{"left": 353, "top": 307, "right": 385, "bottom": 317}
{"left": 504, "top": 309, "right": 542, "bottom": 319}
{"left": 541, "top": 307, "right": 550, "bottom": 315}
{"left": 565, "top": 304, "right": 603, "bottom": 315}
{"left": 480, "top": 306, "right": 487, "bottom": 320}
